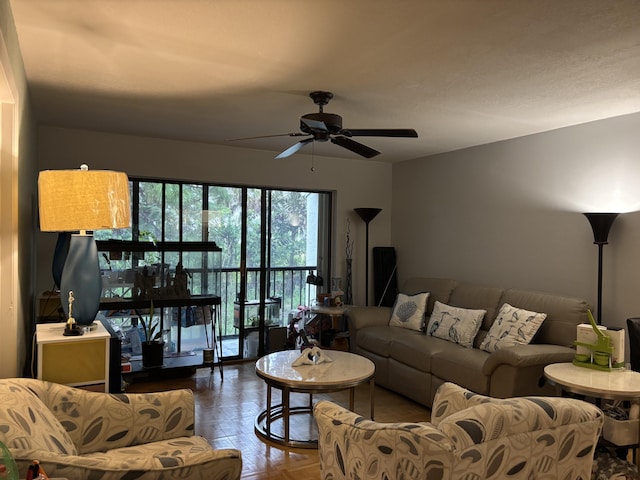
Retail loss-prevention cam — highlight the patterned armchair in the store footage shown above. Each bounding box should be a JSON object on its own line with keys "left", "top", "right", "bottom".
{"left": 0, "top": 378, "right": 241, "bottom": 480}
{"left": 314, "top": 382, "right": 603, "bottom": 480}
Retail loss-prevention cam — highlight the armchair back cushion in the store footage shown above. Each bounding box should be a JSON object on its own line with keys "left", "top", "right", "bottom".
{"left": 32, "top": 381, "right": 196, "bottom": 454}
{"left": 314, "top": 382, "right": 603, "bottom": 480}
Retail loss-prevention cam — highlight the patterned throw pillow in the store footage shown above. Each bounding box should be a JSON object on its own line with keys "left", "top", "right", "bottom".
{"left": 426, "top": 301, "right": 486, "bottom": 348}
{"left": 389, "top": 292, "right": 429, "bottom": 331}
{"left": 479, "top": 302, "right": 547, "bottom": 352}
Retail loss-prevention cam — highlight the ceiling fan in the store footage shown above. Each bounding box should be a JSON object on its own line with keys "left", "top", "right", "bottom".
{"left": 228, "top": 91, "right": 418, "bottom": 159}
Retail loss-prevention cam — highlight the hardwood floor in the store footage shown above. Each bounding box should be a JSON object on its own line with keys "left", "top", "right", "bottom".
{"left": 124, "top": 360, "right": 431, "bottom": 479}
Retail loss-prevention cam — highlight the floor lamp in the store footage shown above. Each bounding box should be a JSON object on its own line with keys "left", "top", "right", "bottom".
{"left": 38, "top": 165, "right": 131, "bottom": 330}
{"left": 355, "top": 208, "right": 382, "bottom": 306}
{"left": 583, "top": 212, "right": 619, "bottom": 325}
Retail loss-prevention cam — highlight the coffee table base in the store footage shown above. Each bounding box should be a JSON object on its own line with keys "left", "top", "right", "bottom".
{"left": 255, "top": 403, "right": 319, "bottom": 448}
{"left": 255, "top": 382, "right": 374, "bottom": 449}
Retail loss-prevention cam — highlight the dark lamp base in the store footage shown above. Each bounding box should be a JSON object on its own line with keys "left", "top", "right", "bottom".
{"left": 63, "top": 325, "right": 83, "bottom": 336}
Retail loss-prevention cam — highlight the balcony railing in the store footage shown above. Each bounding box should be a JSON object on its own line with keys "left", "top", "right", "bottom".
{"left": 217, "top": 266, "right": 317, "bottom": 337}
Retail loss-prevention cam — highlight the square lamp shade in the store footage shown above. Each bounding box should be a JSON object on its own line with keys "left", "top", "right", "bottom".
{"left": 38, "top": 167, "right": 131, "bottom": 325}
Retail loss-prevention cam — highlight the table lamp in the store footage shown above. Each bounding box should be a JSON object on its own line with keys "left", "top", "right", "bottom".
{"left": 38, "top": 165, "right": 131, "bottom": 328}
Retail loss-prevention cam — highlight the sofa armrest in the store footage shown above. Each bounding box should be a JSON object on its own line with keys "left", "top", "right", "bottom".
{"left": 44, "top": 384, "right": 197, "bottom": 454}
{"left": 481, "top": 344, "right": 576, "bottom": 376}
{"left": 346, "top": 306, "right": 392, "bottom": 329}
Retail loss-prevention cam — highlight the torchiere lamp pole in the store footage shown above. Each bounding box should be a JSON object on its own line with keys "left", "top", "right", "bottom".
{"left": 583, "top": 212, "right": 619, "bottom": 325}
{"left": 355, "top": 208, "right": 382, "bottom": 306}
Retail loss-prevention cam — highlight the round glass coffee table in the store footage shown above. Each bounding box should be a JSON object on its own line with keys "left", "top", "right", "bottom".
{"left": 255, "top": 349, "right": 375, "bottom": 448}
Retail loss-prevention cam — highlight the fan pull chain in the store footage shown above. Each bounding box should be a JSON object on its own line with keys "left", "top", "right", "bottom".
{"left": 310, "top": 142, "right": 316, "bottom": 172}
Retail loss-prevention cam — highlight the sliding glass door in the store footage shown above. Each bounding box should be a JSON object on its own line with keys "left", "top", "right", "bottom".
{"left": 223, "top": 188, "right": 332, "bottom": 359}
{"left": 207, "top": 185, "right": 332, "bottom": 360}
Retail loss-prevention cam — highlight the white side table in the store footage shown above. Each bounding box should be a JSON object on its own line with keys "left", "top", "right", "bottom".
{"left": 544, "top": 362, "right": 640, "bottom": 466}
{"left": 36, "top": 322, "right": 111, "bottom": 392}
{"left": 544, "top": 363, "right": 640, "bottom": 400}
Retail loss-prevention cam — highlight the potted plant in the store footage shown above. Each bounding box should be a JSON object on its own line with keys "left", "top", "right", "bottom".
{"left": 138, "top": 301, "right": 164, "bottom": 368}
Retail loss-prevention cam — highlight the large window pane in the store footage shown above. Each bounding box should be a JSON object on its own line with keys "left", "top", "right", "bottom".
{"left": 138, "top": 182, "right": 163, "bottom": 242}
{"left": 164, "top": 183, "right": 180, "bottom": 241}
{"left": 182, "top": 184, "right": 203, "bottom": 241}
{"left": 207, "top": 186, "right": 242, "bottom": 267}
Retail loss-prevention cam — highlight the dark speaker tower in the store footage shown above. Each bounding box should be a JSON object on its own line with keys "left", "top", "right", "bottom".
{"left": 373, "top": 247, "right": 397, "bottom": 307}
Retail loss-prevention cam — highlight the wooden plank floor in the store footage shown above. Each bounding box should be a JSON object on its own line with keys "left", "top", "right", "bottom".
{"left": 124, "top": 360, "right": 431, "bottom": 479}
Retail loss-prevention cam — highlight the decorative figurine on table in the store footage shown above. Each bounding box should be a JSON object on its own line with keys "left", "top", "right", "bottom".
{"left": 63, "top": 291, "right": 82, "bottom": 336}
{"left": 573, "top": 310, "right": 621, "bottom": 370}
{"left": 292, "top": 346, "right": 333, "bottom": 366}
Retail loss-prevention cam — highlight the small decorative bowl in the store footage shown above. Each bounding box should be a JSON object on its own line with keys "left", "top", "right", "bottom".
{"left": 574, "top": 353, "right": 590, "bottom": 363}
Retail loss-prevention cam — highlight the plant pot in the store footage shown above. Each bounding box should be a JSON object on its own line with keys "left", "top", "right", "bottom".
{"left": 203, "top": 348, "right": 214, "bottom": 363}
{"left": 142, "top": 342, "right": 164, "bottom": 368}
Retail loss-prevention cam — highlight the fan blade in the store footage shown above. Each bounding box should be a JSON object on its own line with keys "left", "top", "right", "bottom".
{"left": 226, "top": 132, "right": 309, "bottom": 141}
{"left": 300, "top": 117, "right": 329, "bottom": 131}
{"left": 331, "top": 136, "right": 380, "bottom": 158}
{"left": 275, "top": 138, "right": 314, "bottom": 159}
{"left": 340, "top": 128, "right": 418, "bottom": 138}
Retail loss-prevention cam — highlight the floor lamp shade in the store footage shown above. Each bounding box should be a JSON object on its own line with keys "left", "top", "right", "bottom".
{"left": 38, "top": 167, "right": 131, "bottom": 325}
{"left": 355, "top": 208, "right": 382, "bottom": 306}
{"left": 583, "top": 213, "right": 619, "bottom": 245}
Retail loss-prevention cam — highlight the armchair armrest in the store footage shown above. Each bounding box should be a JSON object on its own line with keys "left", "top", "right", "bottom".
{"left": 481, "top": 344, "right": 576, "bottom": 376}
{"left": 314, "top": 400, "right": 453, "bottom": 479}
{"left": 431, "top": 382, "right": 493, "bottom": 426}
{"left": 44, "top": 384, "right": 196, "bottom": 454}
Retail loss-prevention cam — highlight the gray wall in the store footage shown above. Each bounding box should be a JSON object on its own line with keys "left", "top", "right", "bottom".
{"left": 393, "top": 111, "right": 640, "bottom": 336}
{"left": 36, "top": 126, "right": 394, "bottom": 307}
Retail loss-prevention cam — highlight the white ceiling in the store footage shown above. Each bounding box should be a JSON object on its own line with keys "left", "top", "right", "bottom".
{"left": 9, "top": 0, "right": 640, "bottom": 163}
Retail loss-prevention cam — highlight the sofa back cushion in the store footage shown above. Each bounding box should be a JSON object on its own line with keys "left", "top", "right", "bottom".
{"left": 499, "top": 289, "right": 589, "bottom": 347}
{"left": 448, "top": 283, "right": 504, "bottom": 331}
{"left": 0, "top": 379, "right": 77, "bottom": 455}
{"left": 401, "top": 277, "right": 458, "bottom": 316}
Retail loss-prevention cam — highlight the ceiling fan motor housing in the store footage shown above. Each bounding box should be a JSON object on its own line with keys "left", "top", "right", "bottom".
{"left": 300, "top": 113, "right": 343, "bottom": 135}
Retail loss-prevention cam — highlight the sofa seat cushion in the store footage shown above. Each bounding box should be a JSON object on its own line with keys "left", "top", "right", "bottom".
{"left": 430, "top": 348, "right": 491, "bottom": 395}
{"left": 390, "top": 334, "right": 463, "bottom": 372}
{"left": 0, "top": 380, "right": 77, "bottom": 455}
{"left": 356, "top": 325, "right": 420, "bottom": 357}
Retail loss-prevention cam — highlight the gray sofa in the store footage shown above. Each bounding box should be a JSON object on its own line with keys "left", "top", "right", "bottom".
{"left": 347, "top": 277, "right": 590, "bottom": 407}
